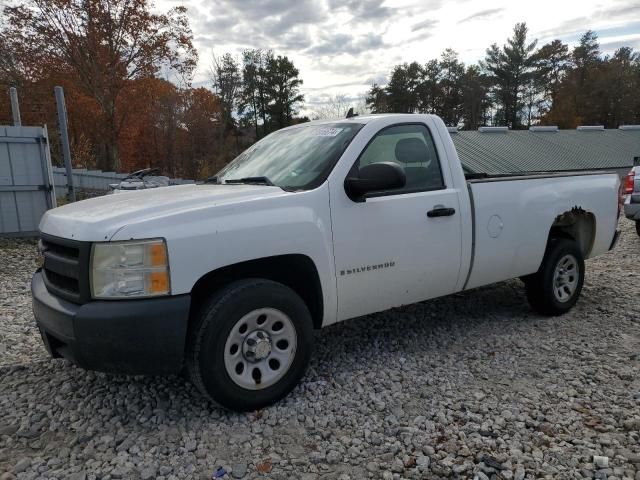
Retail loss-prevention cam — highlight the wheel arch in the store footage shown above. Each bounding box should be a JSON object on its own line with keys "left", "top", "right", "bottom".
{"left": 189, "top": 254, "right": 324, "bottom": 330}
{"left": 547, "top": 207, "right": 596, "bottom": 258}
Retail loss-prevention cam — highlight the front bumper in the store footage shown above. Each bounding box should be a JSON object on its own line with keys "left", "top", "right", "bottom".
{"left": 32, "top": 271, "right": 190, "bottom": 375}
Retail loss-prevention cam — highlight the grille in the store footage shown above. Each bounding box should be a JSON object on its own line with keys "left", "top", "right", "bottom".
{"left": 40, "top": 235, "right": 91, "bottom": 304}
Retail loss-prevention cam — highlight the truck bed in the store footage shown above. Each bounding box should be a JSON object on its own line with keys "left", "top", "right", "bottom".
{"left": 464, "top": 169, "right": 619, "bottom": 182}
{"left": 462, "top": 170, "right": 620, "bottom": 291}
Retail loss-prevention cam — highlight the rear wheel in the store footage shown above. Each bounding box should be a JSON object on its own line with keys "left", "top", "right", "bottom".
{"left": 525, "top": 238, "right": 585, "bottom": 316}
{"left": 186, "top": 279, "right": 313, "bottom": 411}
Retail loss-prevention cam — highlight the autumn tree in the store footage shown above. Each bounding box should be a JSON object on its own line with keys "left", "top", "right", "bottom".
{"left": 542, "top": 31, "right": 640, "bottom": 128}
{"left": 180, "top": 87, "right": 224, "bottom": 177}
{"left": 0, "top": 0, "right": 197, "bottom": 170}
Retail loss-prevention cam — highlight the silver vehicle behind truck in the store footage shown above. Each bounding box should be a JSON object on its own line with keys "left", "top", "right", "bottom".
{"left": 624, "top": 158, "right": 640, "bottom": 236}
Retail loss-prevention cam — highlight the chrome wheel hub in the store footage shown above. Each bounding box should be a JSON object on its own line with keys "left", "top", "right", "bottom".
{"left": 553, "top": 254, "right": 579, "bottom": 302}
{"left": 243, "top": 330, "right": 272, "bottom": 361}
{"left": 223, "top": 308, "right": 297, "bottom": 390}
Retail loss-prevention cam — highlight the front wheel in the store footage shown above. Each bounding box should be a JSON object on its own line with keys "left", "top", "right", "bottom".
{"left": 525, "top": 238, "right": 585, "bottom": 316}
{"left": 186, "top": 279, "right": 313, "bottom": 411}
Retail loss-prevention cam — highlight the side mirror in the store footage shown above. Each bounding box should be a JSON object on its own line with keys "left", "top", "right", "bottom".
{"left": 344, "top": 162, "right": 406, "bottom": 201}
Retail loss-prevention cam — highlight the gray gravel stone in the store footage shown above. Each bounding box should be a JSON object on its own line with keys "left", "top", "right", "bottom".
{"left": 231, "top": 462, "right": 247, "bottom": 478}
{"left": 326, "top": 450, "right": 340, "bottom": 464}
{"left": 140, "top": 466, "right": 157, "bottom": 480}
{"left": 12, "top": 458, "right": 30, "bottom": 473}
{"left": 1, "top": 219, "right": 640, "bottom": 479}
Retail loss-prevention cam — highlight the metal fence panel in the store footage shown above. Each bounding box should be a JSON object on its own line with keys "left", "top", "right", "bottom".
{"left": 0, "top": 192, "right": 19, "bottom": 232}
{"left": 0, "top": 125, "right": 55, "bottom": 236}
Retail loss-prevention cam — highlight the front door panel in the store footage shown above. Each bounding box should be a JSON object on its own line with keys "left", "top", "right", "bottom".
{"left": 329, "top": 122, "right": 462, "bottom": 321}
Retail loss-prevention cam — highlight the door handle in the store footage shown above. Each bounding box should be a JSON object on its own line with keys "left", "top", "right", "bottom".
{"left": 427, "top": 207, "right": 456, "bottom": 218}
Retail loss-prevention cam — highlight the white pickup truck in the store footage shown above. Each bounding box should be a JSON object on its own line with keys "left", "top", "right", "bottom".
{"left": 32, "top": 114, "right": 621, "bottom": 411}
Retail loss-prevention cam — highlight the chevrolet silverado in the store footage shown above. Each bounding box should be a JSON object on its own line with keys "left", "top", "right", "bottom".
{"left": 32, "top": 114, "right": 621, "bottom": 411}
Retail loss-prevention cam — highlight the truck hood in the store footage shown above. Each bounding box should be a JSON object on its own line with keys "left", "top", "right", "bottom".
{"left": 39, "top": 184, "right": 287, "bottom": 241}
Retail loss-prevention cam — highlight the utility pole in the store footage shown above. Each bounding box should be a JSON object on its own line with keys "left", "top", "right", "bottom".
{"left": 9, "top": 87, "right": 21, "bottom": 127}
{"left": 54, "top": 86, "right": 76, "bottom": 202}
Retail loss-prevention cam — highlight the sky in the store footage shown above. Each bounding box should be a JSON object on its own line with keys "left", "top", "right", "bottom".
{"left": 156, "top": 0, "right": 640, "bottom": 112}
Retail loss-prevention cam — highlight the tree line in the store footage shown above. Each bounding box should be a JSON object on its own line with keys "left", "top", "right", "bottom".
{"left": 211, "top": 50, "right": 306, "bottom": 141}
{"left": 366, "top": 24, "right": 640, "bottom": 130}
{"left": 0, "top": 0, "right": 305, "bottom": 177}
{"left": 1, "top": 2, "right": 639, "bottom": 178}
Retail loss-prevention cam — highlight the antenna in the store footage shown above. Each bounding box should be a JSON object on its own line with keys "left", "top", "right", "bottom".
{"left": 346, "top": 107, "right": 358, "bottom": 119}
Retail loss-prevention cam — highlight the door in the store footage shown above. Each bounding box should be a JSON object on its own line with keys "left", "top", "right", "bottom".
{"left": 330, "top": 122, "right": 462, "bottom": 321}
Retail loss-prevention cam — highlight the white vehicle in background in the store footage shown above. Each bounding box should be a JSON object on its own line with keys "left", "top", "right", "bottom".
{"left": 108, "top": 167, "right": 170, "bottom": 194}
{"left": 623, "top": 160, "right": 640, "bottom": 236}
{"left": 32, "top": 114, "right": 621, "bottom": 411}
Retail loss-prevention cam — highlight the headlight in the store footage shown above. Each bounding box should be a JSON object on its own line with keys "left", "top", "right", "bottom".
{"left": 90, "top": 239, "right": 170, "bottom": 299}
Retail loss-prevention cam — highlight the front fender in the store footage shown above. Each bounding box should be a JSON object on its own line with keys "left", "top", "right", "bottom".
{"left": 112, "top": 183, "right": 338, "bottom": 326}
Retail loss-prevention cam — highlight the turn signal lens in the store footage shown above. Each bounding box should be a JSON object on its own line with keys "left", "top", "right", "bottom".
{"left": 150, "top": 243, "right": 168, "bottom": 267}
{"left": 148, "top": 271, "right": 169, "bottom": 294}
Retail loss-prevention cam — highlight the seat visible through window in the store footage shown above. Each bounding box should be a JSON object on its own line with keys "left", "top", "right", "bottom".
{"left": 394, "top": 137, "right": 442, "bottom": 190}
{"left": 356, "top": 124, "right": 444, "bottom": 193}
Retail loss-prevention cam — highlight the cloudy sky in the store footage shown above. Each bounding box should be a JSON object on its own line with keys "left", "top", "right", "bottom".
{"left": 157, "top": 0, "right": 640, "bottom": 111}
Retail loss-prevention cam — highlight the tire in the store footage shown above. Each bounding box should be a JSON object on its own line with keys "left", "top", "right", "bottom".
{"left": 525, "top": 238, "right": 585, "bottom": 316}
{"left": 636, "top": 220, "right": 640, "bottom": 237}
{"left": 186, "top": 279, "right": 313, "bottom": 411}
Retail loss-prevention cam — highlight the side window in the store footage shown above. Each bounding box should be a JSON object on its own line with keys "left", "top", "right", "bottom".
{"left": 356, "top": 124, "right": 444, "bottom": 193}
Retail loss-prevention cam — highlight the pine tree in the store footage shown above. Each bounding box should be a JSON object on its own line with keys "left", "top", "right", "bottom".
{"left": 482, "top": 23, "right": 537, "bottom": 128}
{"left": 264, "top": 55, "right": 304, "bottom": 131}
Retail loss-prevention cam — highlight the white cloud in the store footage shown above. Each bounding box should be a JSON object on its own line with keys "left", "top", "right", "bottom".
{"left": 157, "top": 0, "right": 640, "bottom": 106}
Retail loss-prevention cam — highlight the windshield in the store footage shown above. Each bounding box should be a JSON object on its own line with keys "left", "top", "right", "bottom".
{"left": 216, "top": 122, "right": 364, "bottom": 190}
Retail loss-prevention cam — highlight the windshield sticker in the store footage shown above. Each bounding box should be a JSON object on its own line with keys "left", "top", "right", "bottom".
{"left": 312, "top": 127, "right": 343, "bottom": 137}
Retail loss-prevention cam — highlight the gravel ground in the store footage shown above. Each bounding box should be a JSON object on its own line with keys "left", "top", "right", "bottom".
{"left": 0, "top": 219, "right": 639, "bottom": 480}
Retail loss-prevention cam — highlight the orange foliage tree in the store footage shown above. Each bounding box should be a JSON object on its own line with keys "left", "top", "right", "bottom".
{"left": 0, "top": 0, "right": 198, "bottom": 171}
